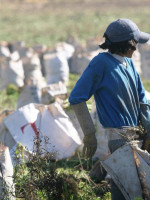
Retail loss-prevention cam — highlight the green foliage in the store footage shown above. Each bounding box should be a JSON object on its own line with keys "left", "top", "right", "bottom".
{"left": 12, "top": 138, "right": 110, "bottom": 200}
{"left": 102, "top": 192, "right": 111, "bottom": 200}
{"left": 0, "top": 84, "right": 19, "bottom": 111}
{"left": 141, "top": 79, "right": 150, "bottom": 92}
{"left": 68, "top": 73, "right": 80, "bottom": 95}
{"left": 6, "top": 84, "right": 19, "bottom": 95}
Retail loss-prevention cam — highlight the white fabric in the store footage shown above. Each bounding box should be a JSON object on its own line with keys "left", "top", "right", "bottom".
{"left": 55, "top": 42, "right": 75, "bottom": 59}
{"left": 44, "top": 52, "right": 69, "bottom": 85}
{"left": 0, "top": 145, "right": 15, "bottom": 200}
{"left": 4, "top": 103, "right": 82, "bottom": 160}
{"left": 43, "top": 42, "right": 74, "bottom": 86}
{"left": 17, "top": 85, "right": 41, "bottom": 109}
{"left": 91, "top": 104, "right": 109, "bottom": 160}
{"left": 69, "top": 50, "right": 99, "bottom": 74}
{"left": 101, "top": 142, "right": 149, "bottom": 200}
{"left": 0, "top": 51, "right": 24, "bottom": 90}
{"left": 23, "top": 52, "right": 45, "bottom": 87}
{"left": 41, "top": 82, "right": 67, "bottom": 105}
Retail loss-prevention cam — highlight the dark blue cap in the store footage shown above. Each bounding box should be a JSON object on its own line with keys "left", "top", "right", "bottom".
{"left": 104, "top": 18, "right": 150, "bottom": 43}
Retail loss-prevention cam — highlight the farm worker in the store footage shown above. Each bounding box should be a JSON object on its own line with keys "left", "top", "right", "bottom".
{"left": 69, "top": 18, "right": 150, "bottom": 200}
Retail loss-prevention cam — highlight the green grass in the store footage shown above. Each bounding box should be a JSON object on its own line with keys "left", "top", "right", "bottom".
{"left": 142, "top": 79, "right": 150, "bottom": 92}
{"left": 0, "top": 84, "right": 19, "bottom": 111}
{"left": 0, "top": 1, "right": 150, "bottom": 47}
{"left": 11, "top": 142, "right": 111, "bottom": 200}
{"left": 67, "top": 73, "right": 80, "bottom": 95}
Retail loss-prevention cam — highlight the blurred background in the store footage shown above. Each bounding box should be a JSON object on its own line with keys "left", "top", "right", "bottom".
{"left": 0, "top": 0, "right": 150, "bottom": 47}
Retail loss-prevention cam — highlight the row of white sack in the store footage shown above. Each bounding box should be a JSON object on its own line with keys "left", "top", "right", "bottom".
{"left": 17, "top": 81, "right": 67, "bottom": 109}
{"left": 15, "top": 80, "right": 150, "bottom": 111}
{"left": 0, "top": 42, "right": 75, "bottom": 90}
{"left": 0, "top": 47, "right": 142, "bottom": 90}
{"left": 0, "top": 40, "right": 146, "bottom": 92}
{"left": 1, "top": 40, "right": 148, "bottom": 87}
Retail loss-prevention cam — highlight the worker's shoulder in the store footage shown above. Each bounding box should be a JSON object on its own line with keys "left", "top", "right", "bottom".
{"left": 90, "top": 52, "right": 108, "bottom": 64}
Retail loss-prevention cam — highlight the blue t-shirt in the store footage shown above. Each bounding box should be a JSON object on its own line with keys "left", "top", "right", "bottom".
{"left": 69, "top": 52, "right": 148, "bottom": 128}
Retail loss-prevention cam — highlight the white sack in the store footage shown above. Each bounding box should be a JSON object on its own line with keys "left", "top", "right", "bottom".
{"left": 91, "top": 103, "right": 109, "bottom": 160}
{"left": 65, "top": 108, "right": 84, "bottom": 150}
{"left": 55, "top": 42, "right": 75, "bottom": 60}
{"left": 40, "top": 104, "right": 82, "bottom": 159}
{"left": 0, "top": 145, "right": 15, "bottom": 200}
{"left": 22, "top": 50, "right": 46, "bottom": 88}
{"left": 0, "top": 51, "right": 24, "bottom": 90}
{"left": 0, "top": 45, "right": 10, "bottom": 58}
{"left": 17, "top": 85, "right": 41, "bottom": 109}
{"left": 69, "top": 50, "right": 99, "bottom": 74}
{"left": 41, "top": 81, "right": 67, "bottom": 105}
{"left": 44, "top": 52, "right": 70, "bottom": 85}
{"left": 101, "top": 142, "right": 150, "bottom": 200}
{"left": 11, "top": 41, "right": 27, "bottom": 59}
{"left": 0, "top": 122, "right": 16, "bottom": 151}
{"left": 4, "top": 103, "right": 82, "bottom": 160}
{"left": 17, "top": 51, "right": 46, "bottom": 109}
{"left": 4, "top": 103, "right": 40, "bottom": 152}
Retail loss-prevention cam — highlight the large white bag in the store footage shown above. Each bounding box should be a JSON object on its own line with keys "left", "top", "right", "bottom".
{"left": 101, "top": 142, "right": 150, "bottom": 200}
{"left": 41, "top": 81, "right": 67, "bottom": 105}
{"left": 0, "top": 51, "right": 24, "bottom": 90}
{"left": 0, "top": 145, "right": 15, "bottom": 200}
{"left": 17, "top": 85, "right": 41, "bottom": 109}
{"left": 69, "top": 50, "right": 99, "bottom": 75}
{"left": 44, "top": 52, "right": 70, "bottom": 85}
{"left": 4, "top": 103, "right": 82, "bottom": 160}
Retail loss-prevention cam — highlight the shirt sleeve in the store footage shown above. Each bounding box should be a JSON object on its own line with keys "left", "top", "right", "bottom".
{"left": 69, "top": 56, "right": 104, "bottom": 105}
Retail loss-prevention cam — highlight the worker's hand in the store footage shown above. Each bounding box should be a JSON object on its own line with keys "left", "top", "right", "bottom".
{"left": 82, "top": 134, "right": 97, "bottom": 158}
{"left": 143, "top": 134, "right": 150, "bottom": 152}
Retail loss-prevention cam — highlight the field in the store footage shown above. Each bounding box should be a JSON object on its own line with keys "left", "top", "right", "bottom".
{"left": 1, "top": 0, "right": 150, "bottom": 199}
{"left": 0, "top": 0, "right": 150, "bottom": 47}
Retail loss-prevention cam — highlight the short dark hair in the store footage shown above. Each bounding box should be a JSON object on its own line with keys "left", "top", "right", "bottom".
{"left": 99, "top": 34, "right": 137, "bottom": 54}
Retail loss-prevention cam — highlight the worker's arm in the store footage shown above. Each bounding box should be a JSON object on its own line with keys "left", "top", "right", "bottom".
{"left": 71, "top": 102, "right": 97, "bottom": 158}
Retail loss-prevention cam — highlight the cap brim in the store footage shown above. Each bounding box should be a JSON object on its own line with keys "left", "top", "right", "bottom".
{"left": 138, "top": 31, "right": 150, "bottom": 43}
